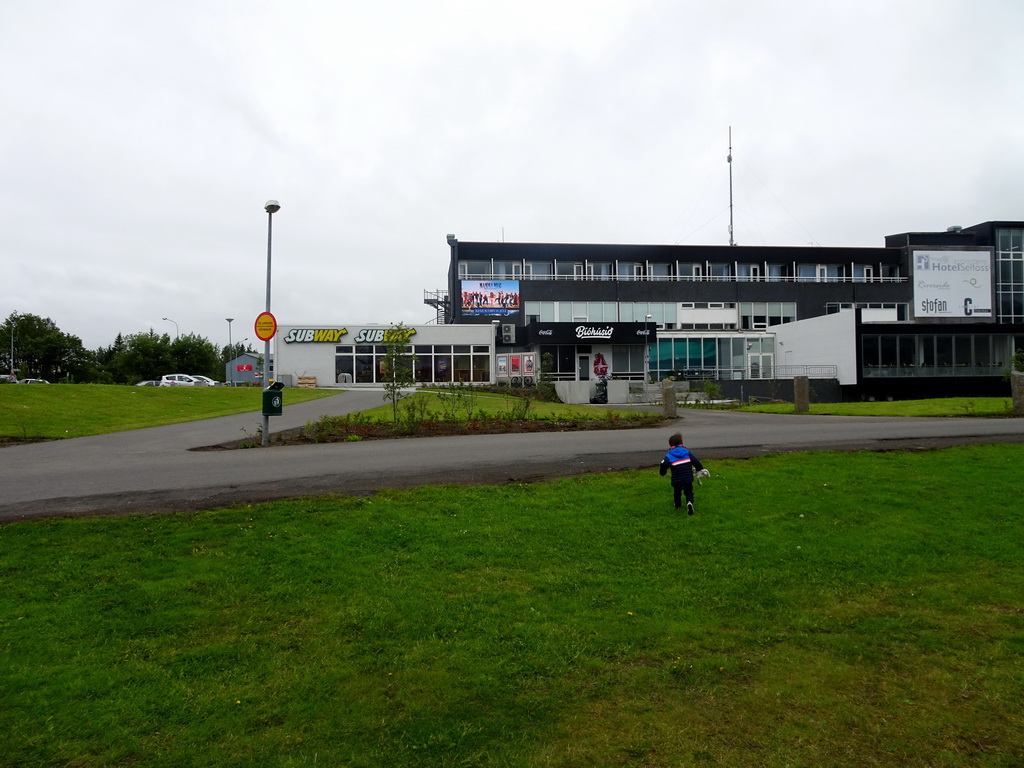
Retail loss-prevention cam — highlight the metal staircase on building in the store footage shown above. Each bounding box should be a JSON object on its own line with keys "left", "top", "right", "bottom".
{"left": 423, "top": 289, "right": 450, "bottom": 324}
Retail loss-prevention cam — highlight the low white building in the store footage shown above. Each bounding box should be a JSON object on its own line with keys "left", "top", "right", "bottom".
{"left": 274, "top": 323, "right": 495, "bottom": 387}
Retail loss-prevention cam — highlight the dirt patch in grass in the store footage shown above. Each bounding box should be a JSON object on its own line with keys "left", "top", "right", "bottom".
{"left": 0, "top": 436, "right": 48, "bottom": 448}
{"left": 196, "top": 415, "right": 670, "bottom": 450}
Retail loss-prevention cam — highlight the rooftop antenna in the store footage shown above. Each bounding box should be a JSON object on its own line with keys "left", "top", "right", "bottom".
{"left": 727, "top": 126, "right": 735, "bottom": 246}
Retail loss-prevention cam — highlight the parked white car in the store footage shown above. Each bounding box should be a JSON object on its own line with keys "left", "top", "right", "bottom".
{"left": 189, "top": 375, "right": 221, "bottom": 387}
{"left": 159, "top": 374, "right": 197, "bottom": 387}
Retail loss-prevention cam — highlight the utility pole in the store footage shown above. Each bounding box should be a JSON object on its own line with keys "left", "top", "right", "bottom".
{"left": 728, "top": 126, "right": 735, "bottom": 247}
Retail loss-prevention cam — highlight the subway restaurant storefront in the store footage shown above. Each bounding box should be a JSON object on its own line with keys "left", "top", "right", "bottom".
{"left": 275, "top": 324, "right": 495, "bottom": 387}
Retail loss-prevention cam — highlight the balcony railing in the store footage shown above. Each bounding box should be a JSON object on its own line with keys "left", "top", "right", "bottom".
{"left": 459, "top": 272, "right": 906, "bottom": 284}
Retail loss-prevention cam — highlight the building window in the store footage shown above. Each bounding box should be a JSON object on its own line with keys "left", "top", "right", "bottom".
{"left": 612, "top": 345, "right": 646, "bottom": 377}
{"left": 739, "top": 302, "right": 796, "bottom": 330}
{"left": 677, "top": 263, "right": 703, "bottom": 280}
{"left": 614, "top": 261, "right": 646, "bottom": 280}
{"left": 525, "top": 261, "right": 553, "bottom": 278}
{"left": 459, "top": 261, "right": 491, "bottom": 279}
{"left": 819, "top": 264, "right": 842, "bottom": 282}
{"left": 587, "top": 261, "right": 614, "bottom": 280}
{"left": 649, "top": 263, "right": 672, "bottom": 281}
{"left": 996, "top": 227, "right": 1024, "bottom": 324}
{"left": 852, "top": 264, "right": 874, "bottom": 282}
{"left": 492, "top": 261, "right": 519, "bottom": 279}
{"left": 556, "top": 261, "right": 582, "bottom": 279}
{"left": 827, "top": 302, "right": 909, "bottom": 321}
{"left": 709, "top": 263, "right": 731, "bottom": 280}
{"left": 736, "top": 264, "right": 761, "bottom": 282}
{"left": 862, "top": 333, "right": 1012, "bottom": 377}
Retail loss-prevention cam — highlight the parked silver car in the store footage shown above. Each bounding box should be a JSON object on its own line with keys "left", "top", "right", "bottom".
{"left": 159, "top": 374, "right": 197, "bottom": 387}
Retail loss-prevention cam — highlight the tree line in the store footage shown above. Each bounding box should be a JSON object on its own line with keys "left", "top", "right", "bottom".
{"left": 1, "top": 312, "right": 254, "bottom": 384}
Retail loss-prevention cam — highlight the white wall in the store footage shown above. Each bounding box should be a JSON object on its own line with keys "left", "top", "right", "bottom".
{"left": 772, "top": 311, "right": 858, "bottom": 385}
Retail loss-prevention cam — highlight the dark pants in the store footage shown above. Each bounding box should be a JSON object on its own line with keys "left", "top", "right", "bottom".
{"left": 673, "top": 482, "right": 695, "bottom": 508}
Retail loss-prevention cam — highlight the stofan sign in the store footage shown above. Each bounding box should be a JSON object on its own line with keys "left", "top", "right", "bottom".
{"left": 912, "top": 248, "right": 993, "bottom": 319}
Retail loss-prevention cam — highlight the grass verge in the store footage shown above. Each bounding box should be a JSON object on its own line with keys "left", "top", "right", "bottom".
{"left": 0, "top": 384, "right": 339, "bottom": 439}
{"left": 1, "top": 445, "right": 1022, "bottom": 766}
{"left": 738, "top": 396, "right": 1015, "bottom": 417}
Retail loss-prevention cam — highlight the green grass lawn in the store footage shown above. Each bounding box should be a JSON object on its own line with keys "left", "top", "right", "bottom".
{"left": 2, "top": 445, "right": 1022, "bottom": 767}
{"left": 0, "top": 384, "right": 339, "bottom": 439}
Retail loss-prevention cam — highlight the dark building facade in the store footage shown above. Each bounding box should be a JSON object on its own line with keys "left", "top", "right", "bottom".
{"left": 428, "top": 222, "right": 1024, "bottom": 400}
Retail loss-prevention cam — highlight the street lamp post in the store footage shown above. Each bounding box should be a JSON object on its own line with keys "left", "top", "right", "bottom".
{"left": 262, "top": 200, "right": 280, "bottom": 446}
{"left": 644, "top": 314, "right": 652, "bottom": 384}
{"left": 162, "top": 317, "right": 179, "bottom": 338}
{"left": 226, "top": 318, "right": 234, "bottom": 386}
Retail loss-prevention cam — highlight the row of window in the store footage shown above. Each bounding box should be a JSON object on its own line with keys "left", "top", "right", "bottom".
{"left": 460, "top": 260, "right": 901, "bottom": 282}
{"left": 826, "top": 303, "right": 910, "bottom": 321}
{"left": 539, "top": 337, "right": 775, "bottom": 380}
{"left": 996, "top": 228, "right": 1024, "bottom": 323}
{"left": 523, "top": 301, "right": 797, "bottom": 330}
{"left": 333, "top": 344, "right": 491, "bottom": 384}
{"left": 524, "top": 301, "right": 678, "bottom": 324}
{"left": 861, "top": 333, "right": 1023, "bottom": 377}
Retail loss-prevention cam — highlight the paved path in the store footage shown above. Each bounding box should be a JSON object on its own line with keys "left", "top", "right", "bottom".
{"left": 2, "top": 390, "right": 1022, "bottom": 521}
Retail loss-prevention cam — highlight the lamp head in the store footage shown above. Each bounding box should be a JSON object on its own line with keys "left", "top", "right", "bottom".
{"left": 265, "top": 200, "right": 281, "bottom": 214}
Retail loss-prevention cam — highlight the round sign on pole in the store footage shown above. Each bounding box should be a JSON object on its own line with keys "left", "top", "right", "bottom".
{"left": 254, "top": 311, "right": 277, "bottom": 341}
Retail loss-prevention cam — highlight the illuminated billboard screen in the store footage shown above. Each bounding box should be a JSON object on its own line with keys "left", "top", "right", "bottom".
{"left": 461, "top": 280, "right": 520, "bottom": 316}
{"left": 912, "top": 248, "right": 993, "bottom": 320}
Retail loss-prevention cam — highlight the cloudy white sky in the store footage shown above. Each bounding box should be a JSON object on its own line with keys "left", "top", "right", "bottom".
{"left": 3, "top": 0, "right": 1022, "bottom": 350}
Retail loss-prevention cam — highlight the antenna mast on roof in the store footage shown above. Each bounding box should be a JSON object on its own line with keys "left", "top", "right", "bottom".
{"left": 727, "top": 126, "right": 735, "bottom": 246}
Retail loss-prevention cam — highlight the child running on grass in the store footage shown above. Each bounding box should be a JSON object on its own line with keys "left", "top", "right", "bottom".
{"left": 659, "top": 432, "right": 706, "bottom": 515}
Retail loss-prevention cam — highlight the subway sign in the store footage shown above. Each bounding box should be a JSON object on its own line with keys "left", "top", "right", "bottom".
{"left": 282, "top": 328, "right": 348, "bottom": 343}
{"left": 352, "top": 328, "right": 417, "bottom": 343}
{"left": 282, "top": 326, "right": 418, "bottom": 344}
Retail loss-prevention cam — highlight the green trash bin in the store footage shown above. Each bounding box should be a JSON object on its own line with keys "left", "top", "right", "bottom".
{"left": 262, "top": 385, "right": 283, "bottom": 416}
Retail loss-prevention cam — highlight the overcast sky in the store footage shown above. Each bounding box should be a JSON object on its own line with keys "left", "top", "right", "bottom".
{"left": 3, "top": 0, "right": 1022, "bottom": 351}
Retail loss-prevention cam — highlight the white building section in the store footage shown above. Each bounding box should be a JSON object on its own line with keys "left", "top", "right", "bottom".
{"left": 274, "top": 324, "right": 495, "bottom": 387}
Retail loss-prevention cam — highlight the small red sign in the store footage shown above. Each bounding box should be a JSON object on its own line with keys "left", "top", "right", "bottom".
{"left": 254, "top": 312, "right": 277, "bottom": 341}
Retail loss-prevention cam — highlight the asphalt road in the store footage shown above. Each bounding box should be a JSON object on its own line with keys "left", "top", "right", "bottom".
{"left": 2, "top": 389, "right": 1022, "bottom": 522}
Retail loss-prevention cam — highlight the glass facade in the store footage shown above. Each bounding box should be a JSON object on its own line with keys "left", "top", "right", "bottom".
{"left": 861, "top": 334, "right": 1016, "bottom": 377}
{"left": 524, "top": 301, "right": 682, "bottom": 326}
{"left": 645, "top": 336, "right": 774, "bottom": 380}
{"left": 996, "top": 228, "right": 1024, "bottom": 324}
{"left": 335, "top": 344, "right": 491, "bottom": 384}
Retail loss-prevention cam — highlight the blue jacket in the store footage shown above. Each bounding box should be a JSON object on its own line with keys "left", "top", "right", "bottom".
{"left": 660, "top": 445, "right": 703, "bottom": 485}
